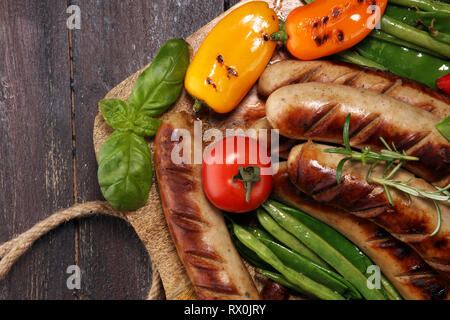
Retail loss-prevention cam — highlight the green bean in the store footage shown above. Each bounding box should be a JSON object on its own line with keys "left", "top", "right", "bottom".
{"left": 248, "top": 225, "right": 362, "bottom": 299}
{"left": 257, "top": 269, "right": 309, "bottom": 295}
{"left": 381, "top": 15, "right": 450, "bottom": 57}
{"left": 257, "top": 209, "right": 330, "bottom": 268}
{"left": 262, "top": 202, "right": 387, "bottom": 300}
{"left": 370, "top": 30, "right": 447, "bottom": 58}
{"left": 389, "top": 0, "right": 450, "bottom": 14}
{"left": 335, "top": 51, "right": 388, "bottom": 70}
{"left": 233, "top": 223, "right": 345, "bottom": 300}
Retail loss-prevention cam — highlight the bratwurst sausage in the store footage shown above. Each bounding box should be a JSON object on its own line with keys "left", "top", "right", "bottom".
{"left": 287, "top": 142, "right": 450, "bottom": 280}
{"left": 258, "top": 60, "right": 450, "bottom": 119}
{"left": 155, "top": 112, "right": 260, "bottom": 300}
{"left": 266, "top": 82, "right": 450, "bottom": 186}
{"left": 273, "top": 163, "right": 449, "bottom": 300}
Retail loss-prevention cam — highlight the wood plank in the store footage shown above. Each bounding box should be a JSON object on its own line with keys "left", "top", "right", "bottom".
{"left": 70, "top": 0, "right": 224, "bottom": 299}
{"left": 0, "top": 0, "right": 75, "bottom": 299}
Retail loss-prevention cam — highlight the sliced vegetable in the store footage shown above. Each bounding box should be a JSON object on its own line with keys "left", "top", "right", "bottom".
{"left": 232, "top": 223, "right": 345, "bottom": 300}
{"left": 436, "top": 116, "right": 450, "bottom": 141}
{"left": 356, "top": 37, "right": 449, "bottom": 88}
{"left": 202, "top": 136, "right": 273, "bottom": 213}
{"left": 185, "top": 1, "right": 278, "bottom": 114}
{"left": 97, "top": 131, "right": 152, "bottom": 212}
{"left": 261, "top": 202, "right": 387, "bottom": 300}
{"left": 247, "top": 224, "right": 361, "bottom": 299}
{"left": 272, "top": 0, "right": 387, "bottom": 60}
{"left": 256, "top": 208, "right": 330, "bottom": 268}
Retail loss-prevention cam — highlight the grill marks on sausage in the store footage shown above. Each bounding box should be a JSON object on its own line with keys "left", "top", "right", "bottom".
{"left": 407, "top": 140, "right": 450, "bottom": 181}
{"left": 155, "top": 120, "right": 241, "bottom": 297}
{"left": 274, "top": 165, "right": 450, "bottom": 300}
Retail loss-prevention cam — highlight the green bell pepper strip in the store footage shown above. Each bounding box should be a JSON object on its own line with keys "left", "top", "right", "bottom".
{"left": 356, "top": 37, "right": 449, "bottom": 89}
{"left": 270, "top": 200, "right": 402, "bottom": 300}
{"left": 247, "top": 224, "right": 362, "bottom": 299}
{"left": 335, "top": 51, "right": 388, "bottom": 70}
{"left": 388, "top": 0, "right": 450, "bottom": 14}
{"left": 262, "top": 202, "right": 387, "bottom": 300}
{"left": 380, "top": 15, "right": 450, "bottom": 57}
{"left": 257, "top": 269, "right": 309, "bottom": 296}
{"left": 256, "top": 209, "right": 330, "bottom": 268}
{"left": 233, "top": 223, "right": 345, "bottom": 300}
{"left": 370, "top": 30, "right": 447, "bottom": 58}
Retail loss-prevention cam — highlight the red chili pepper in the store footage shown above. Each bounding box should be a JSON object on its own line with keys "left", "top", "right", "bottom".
{"left": 436, "top": 74, "right": 450, "bottom": 95}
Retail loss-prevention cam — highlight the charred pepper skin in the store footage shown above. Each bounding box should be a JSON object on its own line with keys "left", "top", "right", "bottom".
{"left": 184, "top": 1, "right": 279, "bottom": 114}
{"left": 279, "top": 0, "right": 387, "bottom": 60}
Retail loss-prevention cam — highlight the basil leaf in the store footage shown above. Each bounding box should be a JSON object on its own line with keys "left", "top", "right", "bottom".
{"left": 128, "top": 38, "right": 190, "bottom": 116}
{"left": 99, "top": 99, "right": 134, "bottom": 131}
{"left": 132, "top": 113, "right": 161, "bottom": 137}
{"left": 436, "top": 116, "right": 450, "bottom": 141}
{"left": 98, "top": 131, "right": 152, "bottom": 212}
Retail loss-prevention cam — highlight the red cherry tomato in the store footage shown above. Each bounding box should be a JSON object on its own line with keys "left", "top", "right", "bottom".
{"left": 202, "top": 135, "right": 273, "bottom": 213}
{"left": 436, "top": 73, "right": 450, "bottom": 95}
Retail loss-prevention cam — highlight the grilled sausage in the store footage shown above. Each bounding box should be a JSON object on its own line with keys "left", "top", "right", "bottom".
{"left": 155, "top": 112, "right": 260, "bottom": 300}
{"left": 287, "top": 142, "right": 450, "bottom": 281}
{"left": 273, "top": 162, "right": 449, "bottom": 300}
{"left": 261, "top": 280, "right": 290, "bottom": 300}
{"left": 258, "top": 60, "right": 450, "bottom": 119}
{"left": 266, "top": 82, "right": 450, "bottom": 187}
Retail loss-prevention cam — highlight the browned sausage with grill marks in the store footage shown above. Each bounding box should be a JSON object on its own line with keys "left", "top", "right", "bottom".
{"left": 155, "top": 112, "right": 260, "bottom": 300}
{"left": 286, "top": 142, "right": 450, "bottom": 281}
{"left": 266, "top": 83, "right": 450, "bottom": 187}
{"left": 273, "top": 163, "right": 449, "bottom": 300}
{"left": 258, "top": 60, "right": 450, "bottom": 119}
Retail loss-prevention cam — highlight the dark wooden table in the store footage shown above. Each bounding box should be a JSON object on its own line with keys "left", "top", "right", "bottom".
{"left": 0, "top": 0, "right": 239, "bottom": 300}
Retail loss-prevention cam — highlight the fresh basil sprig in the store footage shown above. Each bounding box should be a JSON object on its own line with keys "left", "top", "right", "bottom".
{"left": 98, "top": 38, "right": 190, "bottom": 212}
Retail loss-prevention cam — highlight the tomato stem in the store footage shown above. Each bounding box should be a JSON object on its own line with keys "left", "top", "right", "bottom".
{"left": 232, "top": 166, "right": 261, "bottom": 203}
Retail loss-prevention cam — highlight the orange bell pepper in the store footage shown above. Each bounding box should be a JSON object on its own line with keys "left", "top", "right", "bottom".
{"left": 185, "top": 1, "right": 279, "bottom": 114}
{"left": 272, "top": 0, "right": 387, "bottom": 60}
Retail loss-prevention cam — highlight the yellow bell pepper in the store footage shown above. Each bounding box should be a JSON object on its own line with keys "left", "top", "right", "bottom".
{"left": 185, "top": 1, "right": 279, "bottom": 114}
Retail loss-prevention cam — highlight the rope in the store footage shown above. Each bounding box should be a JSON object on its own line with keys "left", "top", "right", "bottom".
{"left": 0, "top": 201, "right": 165, "bottom": 300}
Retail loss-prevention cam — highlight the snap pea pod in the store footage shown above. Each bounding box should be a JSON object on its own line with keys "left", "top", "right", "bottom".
{"left": 227, "top": 222, "right": 274, "bottom": 271}
{"left": 270, "top": 201, "right": 401, "bottom": 300}
{"left": 356, "top": 37, "right": 449, "bottom": 89}
{"left": 381, "top": 275, "right": 403, "bottom": 300}
{"left": 385, "top": 5, "right": 450, "bottom": 34}
{"left": 232, "top": 223, "right": 345, "bottom": 300}
{"left": 334, "top": 51, "right": 388, "bottom": 70}
{"left": 256, "top": 209, "right": 330, "bottom": 268}
{"left": 257, "top": 269, "right": 309, "bottom": 296}
{"left": 388, "top": 0, "right": 450, "bottom": 14}
{"left": 262, "top": 202, "right": 387, "bottom": 300}
{"left": 381, "top": 15, "right": 450, "bottom": 57}
{"left": 370, "top": 30, "right": 447, "bottom": 58}
{"left": 247, "top": 224, "right": 361, "bottom": 299}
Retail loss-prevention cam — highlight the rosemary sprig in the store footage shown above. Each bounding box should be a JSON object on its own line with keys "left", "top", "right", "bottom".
{"left": 324, "top": 114, "right": 419, "bottom": 184}
{"left": 324, "top": 114, "right": 448, "bottom": 236}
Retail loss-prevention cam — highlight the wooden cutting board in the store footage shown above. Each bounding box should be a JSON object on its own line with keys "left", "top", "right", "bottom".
{"left": 92, "top": 0, "right": 303, "bottom": 300}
